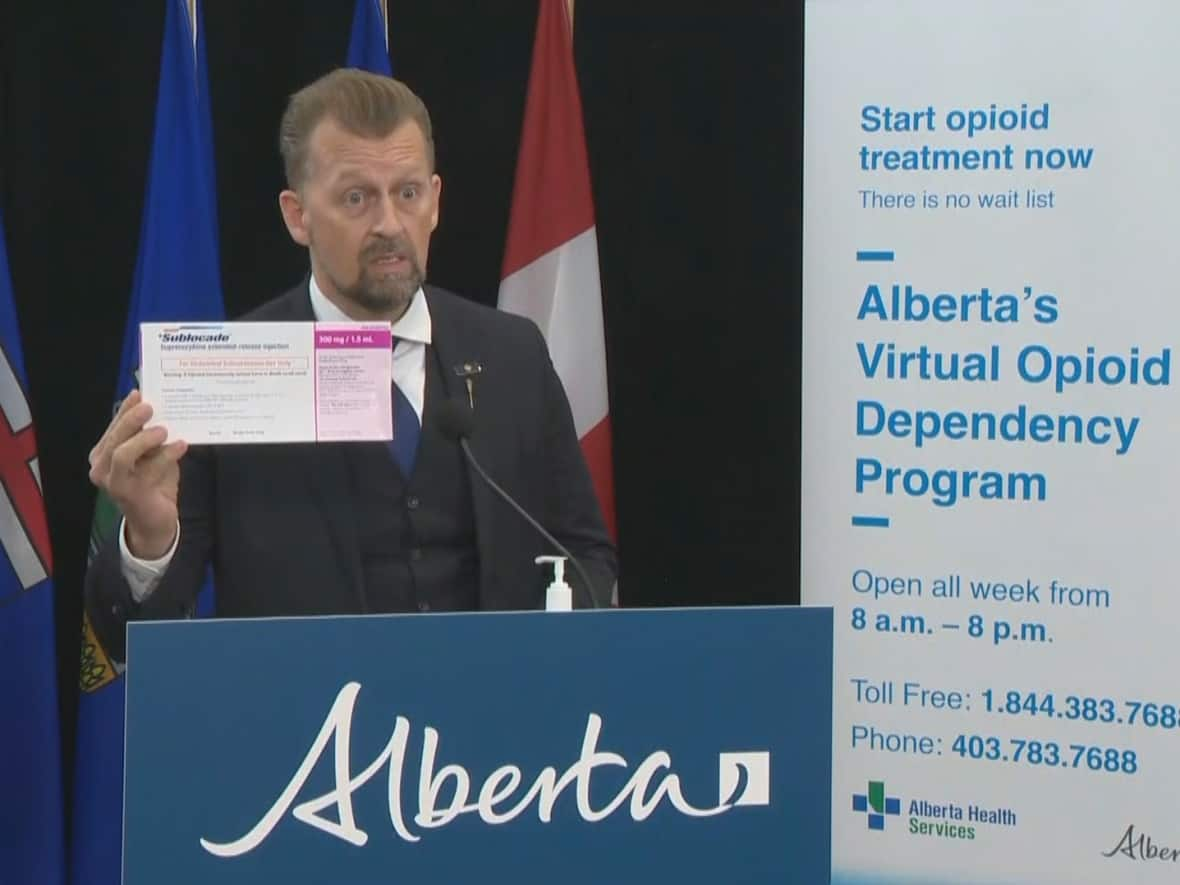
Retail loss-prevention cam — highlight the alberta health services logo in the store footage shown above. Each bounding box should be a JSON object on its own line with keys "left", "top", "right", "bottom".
{"left": 852, "top": 780, "right": 900, "bottom": 831}
{"left": 853, "top": 779, "right": 1018, "bottom": 841}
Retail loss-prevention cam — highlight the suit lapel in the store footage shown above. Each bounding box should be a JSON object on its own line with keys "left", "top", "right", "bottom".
{"left": 426, "top": 289, "right": 497, "bottom": 608}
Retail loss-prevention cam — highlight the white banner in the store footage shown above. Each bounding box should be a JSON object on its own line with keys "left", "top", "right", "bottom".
{"left": 802, "top": 2, "right": 1180, "bottom": 883}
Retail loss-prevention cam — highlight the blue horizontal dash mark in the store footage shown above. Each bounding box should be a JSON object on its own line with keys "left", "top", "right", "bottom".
{"left": 851, "top": 515, "right": 890, "bottom": 528}
{"left": 856, "top": 250, "right": 894, "bottom": 262}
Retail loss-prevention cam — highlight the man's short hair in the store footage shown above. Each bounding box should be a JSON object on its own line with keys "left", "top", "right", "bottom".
{"left": 278, "top": 68, "right": 435, "bottom": 190}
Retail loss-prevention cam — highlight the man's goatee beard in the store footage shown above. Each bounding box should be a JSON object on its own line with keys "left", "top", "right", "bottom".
{"left": 343, "top": 255, "right": 424, "bottom": 316}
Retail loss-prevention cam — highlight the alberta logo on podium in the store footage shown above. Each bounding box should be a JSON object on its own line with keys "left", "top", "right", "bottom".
{"left": 199, "top": 682, "right": 774, "bottom": 857}
{"left": 853, "top": 780, "right": 901, "bottom": 830}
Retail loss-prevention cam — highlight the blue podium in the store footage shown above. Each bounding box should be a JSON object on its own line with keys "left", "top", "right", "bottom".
{"left": 122, "top": 606, "right": 833, "bottom": 884}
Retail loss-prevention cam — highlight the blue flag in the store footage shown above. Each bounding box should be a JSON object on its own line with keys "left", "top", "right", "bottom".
{"left": 70, "top": 2, "right": 224, "bottom": 883}
{"left": 0, "top": 213, "right": 64, "bottom": 885}
{"left": 348, "top": 0, "right": 393, "bottom": 74}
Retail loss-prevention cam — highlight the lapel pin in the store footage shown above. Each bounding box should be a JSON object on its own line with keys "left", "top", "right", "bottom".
{"left": 453, "top": 361, "right": 483, "bottom": 409}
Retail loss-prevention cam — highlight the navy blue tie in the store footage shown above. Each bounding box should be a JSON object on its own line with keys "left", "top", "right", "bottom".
{"left": 390, "top": 375, "right": 420, "bottom": 476}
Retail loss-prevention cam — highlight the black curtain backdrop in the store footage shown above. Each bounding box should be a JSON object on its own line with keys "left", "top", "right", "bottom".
{"left": 2, "top": 0, "right": 802, "bottom": 802}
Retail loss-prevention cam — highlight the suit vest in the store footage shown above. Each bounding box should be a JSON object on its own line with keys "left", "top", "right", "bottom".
{"left": 342, "top": 345, "right": 478, "bottom": 613}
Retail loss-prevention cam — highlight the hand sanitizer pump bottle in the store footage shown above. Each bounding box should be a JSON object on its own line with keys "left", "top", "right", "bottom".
{"left": 537, "top": 555, "right": 573, "bottom": 611}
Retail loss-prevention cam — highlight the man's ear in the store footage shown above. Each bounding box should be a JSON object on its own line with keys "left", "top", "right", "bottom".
{"left": 429, "top": 173, "right": 442, "bottom": 232}
{"left": 279, "top": 190, "right": 310, "bottom": 246}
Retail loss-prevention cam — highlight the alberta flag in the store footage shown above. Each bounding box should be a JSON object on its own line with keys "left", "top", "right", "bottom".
{"left": 70, "top": 2, "right": 225, "bottom": 883}
{"left": 0, "top": 212, "right": 65, "bottom": 884}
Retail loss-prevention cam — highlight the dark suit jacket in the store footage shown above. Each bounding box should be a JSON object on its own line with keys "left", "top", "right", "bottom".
{"left": 85, "top": 282, "right": 617, "bottom": 660}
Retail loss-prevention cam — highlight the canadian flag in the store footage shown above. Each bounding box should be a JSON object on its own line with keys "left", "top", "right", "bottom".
{"left": 498, "top": 0, "right": 616, "bottom": 540}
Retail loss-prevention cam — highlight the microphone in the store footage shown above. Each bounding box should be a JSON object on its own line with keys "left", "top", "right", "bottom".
{"left": 434, "top": 397, "right": 602, "bottom": 609}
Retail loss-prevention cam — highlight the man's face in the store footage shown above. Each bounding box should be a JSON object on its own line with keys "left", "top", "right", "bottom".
{"left": 279, "top": 117, "right": 441, "bottom": 320}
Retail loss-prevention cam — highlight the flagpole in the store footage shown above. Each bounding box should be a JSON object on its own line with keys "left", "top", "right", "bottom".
{"left": 566, "top": 0, "right": 575, "bottom": 32}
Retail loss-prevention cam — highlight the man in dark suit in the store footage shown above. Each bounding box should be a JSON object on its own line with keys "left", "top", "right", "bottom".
{"left": 85, "top": 69, "right": 616, "bottom": 661}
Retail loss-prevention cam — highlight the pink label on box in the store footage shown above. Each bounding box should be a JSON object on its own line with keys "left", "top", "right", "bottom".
{"left": 312, "top": 323, "right": 393, "bottom": 442}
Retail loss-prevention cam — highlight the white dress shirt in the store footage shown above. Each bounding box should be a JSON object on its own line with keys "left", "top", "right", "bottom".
{"left": 119, "top": 275, "right": 432, "bottom": 601}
